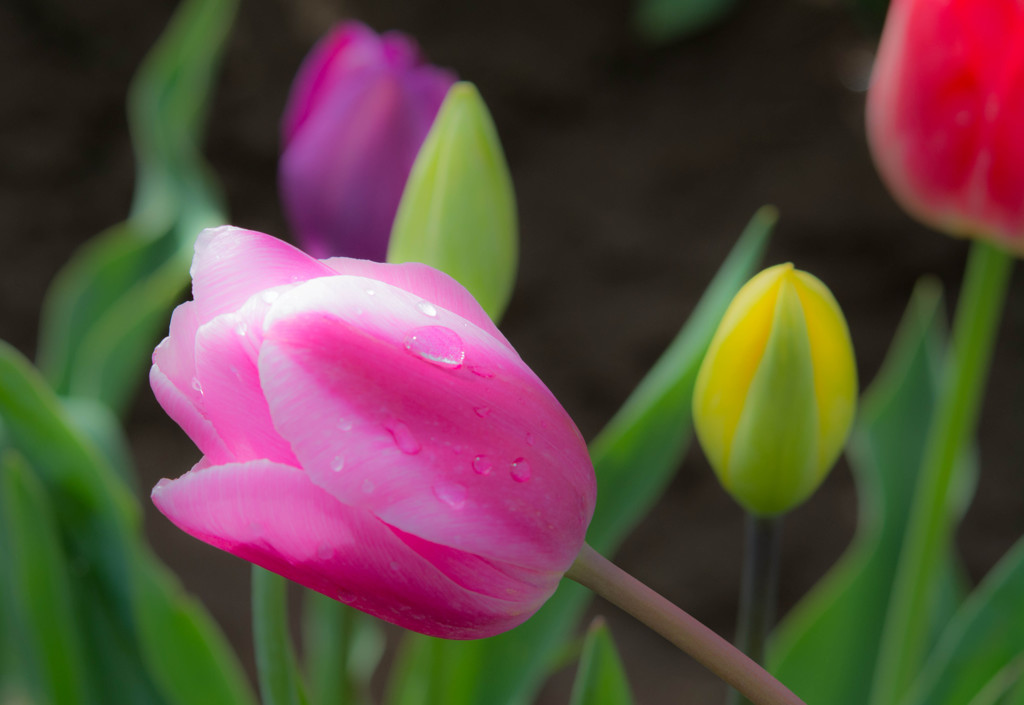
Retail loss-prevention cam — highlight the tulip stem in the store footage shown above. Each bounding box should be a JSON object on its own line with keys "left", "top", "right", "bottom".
{"left": 727, "top": 514, "right": 783, "bottom": 705}
{"left": 566, "top": 543, "right": 805, "bottom": 705}
{"left": 252, "top": 566, "right": 309, "bottom": 705}
{"left": 870, "top": 240, "right": 1014, "bottom": 705}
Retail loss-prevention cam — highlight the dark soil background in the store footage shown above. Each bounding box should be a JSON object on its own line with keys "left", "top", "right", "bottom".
{"left": 4, "top": 0, "right": 1024, "bottom": 702}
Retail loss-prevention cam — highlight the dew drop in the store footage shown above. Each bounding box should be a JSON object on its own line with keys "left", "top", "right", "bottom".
{"left": 234, "top": 320, "right": 248, "bottom": 336}
{"left": 330, "top": 455, "right": 345, "bottom": 472}
{"left": 384, "top": 420, "right": 421, "bottom": 455}
{"left": 389, "top": 561, "right": 400, "bottom": 571}
{"left": 433, "top": 482, "right": 467, "bottom": 509}
{"left": 365, "top": 288, "right": 376, "bottom": 296}
{"left": 337, "top": 418, "right": 354, "bottom": 431}
{"left": 472, "top": 455, "right": 493, "bottom": 475}
{"left": 261, "top": 290, "right": 280, "bottom": 304}
{"left": 403, "top": 326, "right": 465, "bottom": 369}
{"left": 361, "top": 479, "right": 375, "bottom": 493}
{"left": 469, "top": 365, "right": 495, "bottom": 378}
{"left": 526, "top": 432, "right": 535, "bottom": 446}
{"left": 416, "top": 300, "right": 439, "bottom": 318}
{"left": 510, "top": 458, "right": 532, "bottom": 483}
{"left": 191, "top": 376, "right": 204, "bottom": 395}
{"left": 474, "top": 406, "right": 491, "bottom": 418}
{"left": 317, "top": 543, "right": 334, "bottom": 560}
{"left": 336, "top": 591, "right": 356, "bottom": 604}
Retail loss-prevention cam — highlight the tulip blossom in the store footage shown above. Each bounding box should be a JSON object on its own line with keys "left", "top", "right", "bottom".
{"left": 279, "top": 22, "right": 456, "bottom": 261}
{"left": 149, "top": 226, "right": 595, "bottom": 638}
{"left": 692, "top": 264, "right": 857, "bottom": 516}
{"left": 867, "top": 0, "right": 1024, "bottom": 251}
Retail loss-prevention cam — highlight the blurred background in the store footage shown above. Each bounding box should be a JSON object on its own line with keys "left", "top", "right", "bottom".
{"left": 3, "top": 0, "right": 1024, "bottom": 702}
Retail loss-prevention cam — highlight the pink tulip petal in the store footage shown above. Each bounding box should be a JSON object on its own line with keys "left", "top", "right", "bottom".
{"left": 257, "top": 277, "right": 594, "bottom": 573}
{"left": 191, "top": 226, "right": 335, "bottom": 325}
{"left": 149, "top": 365, "right": 231, "bottom": 464}
{"left": 151, "top": 459, "right": 551, "bottom": 638}
{"left": 320, "top": 258, "right": 512, "bottom": 350}
{"left": 193, "top": 290, "right": 300, "bottom": 466}
{"left": 152, "top": 301, "right": 202, "bottom": 409}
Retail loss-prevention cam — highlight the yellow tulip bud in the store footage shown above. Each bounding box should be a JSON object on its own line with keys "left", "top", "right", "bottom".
{"left": 692, "top": 263, "right": 857, "bottom": 516}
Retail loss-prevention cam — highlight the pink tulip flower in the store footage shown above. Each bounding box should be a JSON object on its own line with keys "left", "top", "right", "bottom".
{"left": 150, "top": 226, "right": 595, "bottom": 639}
{"left": 279, "top": 22, "right": 456, "bottom": 261}
{"left": 867, "top": 0, "right": 1024, "bottom": 251}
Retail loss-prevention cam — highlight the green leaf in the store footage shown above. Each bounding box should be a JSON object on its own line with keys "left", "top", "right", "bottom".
{"left": 61, "top": 395, "right": 138, "bottom": 493}
{"left": 899, "top": 537, "right": 1024, "bottom": 705}
{"left": 633, "top": 0, "right": 740, "bottom": 44}
{"left": 418, "top": 206, "right": 775, "bottom": 705}
{"left": 569, "top": 618, "right": 635, "bottom": 705}
{"left": 387, "top": 82, "right": 518, "bottom": 322}
{"left": 36, "top": 0, "right": 235, "bottom": 415}
{"left": 253, "top": 567, "right": 309, "bottom": 705}
{"left": 0, "top": 450, "right": 93, "bottom": 705}
{"left": 768, "top": 278, "right": 973, "bottom": 705}
{"left": 302, "top": 591, "right": 384, "bottom": 705}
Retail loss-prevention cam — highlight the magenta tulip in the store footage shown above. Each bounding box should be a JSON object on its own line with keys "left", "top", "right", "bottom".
{"left": 867, "top": 0, "right": 1024, "bottom": 251}
{"left": 279, "top": 22, "right": 456, "bottom": 261}
{"left": 150, "top": 226, "right": 595, "bottom": 638}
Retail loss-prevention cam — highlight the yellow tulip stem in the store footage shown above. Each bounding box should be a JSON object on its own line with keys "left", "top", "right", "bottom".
{"left": 870, "top": 240, "right": 1014, "bottom": 705}
{"left": 566, "top": 543, "right": 806, "bottom": 705}
{"left": 727, "top": 514, "right": 783, "bottom": 705}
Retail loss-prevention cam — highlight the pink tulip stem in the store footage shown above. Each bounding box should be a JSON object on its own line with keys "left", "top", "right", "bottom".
{"left": 870, "top": 240, "right": 1014, "bottom": 705}
{"left": 727, "top": 514, "right": 783, "bottom": 705}
{"left": 566, "top": 543, "right": 806, "bottom": 705}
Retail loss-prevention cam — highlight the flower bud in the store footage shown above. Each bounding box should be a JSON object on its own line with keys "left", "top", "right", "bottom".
{"left": 279, "top": 22, "right": 456, "bottom": 261}
{"left": 150, "top": 226, "right": 595, "bottom": 638}
{"left": 867, "top": 0, "right": 1024, "bottom": 251}
{"left": 692, "top": 264, "right": 857, "bottom": 516}
{"left": 387, "top": 82, "right": 518, "bottom": 322}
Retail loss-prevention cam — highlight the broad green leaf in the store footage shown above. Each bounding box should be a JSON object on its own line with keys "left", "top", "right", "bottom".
{"left": 417, "top": 206, "right": 775, "bottom": 705}
{"left": 388, "top": 82, "right": 518, "bottom": 322}
{"left": 253, "top": 568, "right": 309, "bottom": 705}
{"left": 0, "top": 340, "right": 256, "bottom": 705}
{"left": 899, "top": 537, "right": 1024, "bottom": 705}
{"left": 569, "top": 618, "right": 635, "bottom": 705}
{"left": 0, "top": 450, "right": 92, "bottom": 705}
{"left": 634, "top": 0, "right": 739, "bottom": 44}
{"left": 303, "top": 591, "right": 384, "bottom": 705}
{"left": 61, "top": 395, "right": 137, "bottom": 493}
{"left": 36, "top": 0, "right": 235, "bottom": 415}
{"left": 769, "top": 278, "right": 972, "bottom": 705}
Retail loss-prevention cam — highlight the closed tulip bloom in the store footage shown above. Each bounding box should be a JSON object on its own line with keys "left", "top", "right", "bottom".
{"left": 867, "top": 0, "right": 1024, "bottom": 251}
{"left": 279, "top": 22, "right": 456, "bottom": 261}
{"left": 692, "top": 264, "right": 857, "bottom": 516}
{"left": 150, "top": 226, "right": 595, "bottom": 638}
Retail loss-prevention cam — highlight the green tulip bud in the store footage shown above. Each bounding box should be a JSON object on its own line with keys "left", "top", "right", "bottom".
{"left": 692, "top": 263, "right": 857, "bottom": 516}
{"left": 387, "top": 81, "right": 518, "bottom": 322}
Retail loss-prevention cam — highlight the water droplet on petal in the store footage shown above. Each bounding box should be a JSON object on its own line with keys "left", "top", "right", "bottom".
{"left": 331, "top": 456, "right": 345, "bottom": 472}
{"left": 317, "top": 543, "right": 333, "bottom": 559}
{"left": 433, "top": 482, "right": 467, "bottom": 509}
{"left": 365, "top": 288, "right": 376, "bottom": 296}
{"left": 472, "top": 455, "right": 493, "bottom": 475}
{"left": 474, "top": 406, "right": 491, "bottom": 418}
{"left": 510, "top": 458, "right": 532, "bottom": 483}
{"left": 526, "top": 432, "right": 535, "bottom": 446}
{"left": 336, "top": 591, "right": 356, "bottom": 604}
{"left": 261, "top": 290, "right": 280, "bottom": 304}
{"left": 389, "top": 561, "right": 400, "bottom": 571}
{"left": 416, "top": 300, "right": 439, "bottom": 317}
{"left": 235, "top": 320, "right": 248, "bottom": 336}
{"left": 403, "top": 326, "right": 465, "bottom": 370}
{"left": 384, "top": 420, "right": 421, "bottom": 455}
{"left": 191, "top": 377, "right": 204, "bottom": 395}
{"left": 337, "top": 418, "right": 353, "bottom": 431}
{"left": 361, "top": 479, "right": 375, "bottom": 493}
{"left": 469, "top": 365, "right": 495, "bottom": 378}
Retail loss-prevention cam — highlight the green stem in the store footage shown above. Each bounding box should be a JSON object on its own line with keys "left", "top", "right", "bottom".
{"left": 252, "top": 566, "right": 308, "bottom": 705}
{"left": 566, "top": 543, "right": 805, "bottom": 705}
{"left": 728, "top": 515, "right": 783, "bottom": 705}
{"left": 870, "top": 240, "right": 1014, "bottom": 705}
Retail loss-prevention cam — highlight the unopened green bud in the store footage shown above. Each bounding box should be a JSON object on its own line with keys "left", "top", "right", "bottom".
{"left": 387, "top": 81, "right": 518, "bottom": 322}
{"left": 692, "top": 263, "right": 857, "bottom": 516}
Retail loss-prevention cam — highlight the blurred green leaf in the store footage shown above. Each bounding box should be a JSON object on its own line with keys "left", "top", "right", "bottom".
{"left": 769, "top": 278, "right": 973, "bottom": 705}
{"left": 569, "top": 618, "right": 635, "bottom": 705}
{"left": 303, "top": 591, "right": 384, "bottom": 705}
{"left": 388, "top": 81, "right": 518, "bottom": 322}
{"left": 253, "top": 568, "right": 309, "bottom": 705}
{"left": 634, "top": 0, "right": 740, "bottom": 44}
{"left": 36, "top": 0, "right": 235, "bottom": 415}
{"left": 61, "top": 395, "right": 137, "bottom": 493}
{"left": 0, "top": 450, "right": 93, "bottom": 705}
{"left": 415, "top": 206, "right": 774, "bottom": 705}
{"left": 899, "top": 537, "right": 1024, "bottom": 705}
{"left": 385, "top": 636, "right": 446, "bottom": 705}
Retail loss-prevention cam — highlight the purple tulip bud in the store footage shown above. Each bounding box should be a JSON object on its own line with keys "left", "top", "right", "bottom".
{"left": 279, "top": 22, "right": 456, "bottom": 260}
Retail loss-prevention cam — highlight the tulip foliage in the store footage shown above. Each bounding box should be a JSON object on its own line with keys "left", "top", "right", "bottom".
{"left": 4, "top": 1, "right": 1024, "bottom": 705}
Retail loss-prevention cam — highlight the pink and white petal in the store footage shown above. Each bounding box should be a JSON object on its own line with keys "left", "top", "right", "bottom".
{"left": 152, "top": 301, "right": 203, "bottom": 410}
{"left": 320, "top": 258, "right": 512, "bottom": 350}
{"left": 151, "top": 459, "right": 548, "bottom": 638}
{"left": 194, "top": 292, "right": 299, "bottom": 466}
{"left": 190, "top": 226, "right": 335, "bottom": 325}
{"left": 258, "top": 276, "right": 594, "bottom": 573}
{"left": 149, "top": 365, "right": 231, "bottom": 464}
